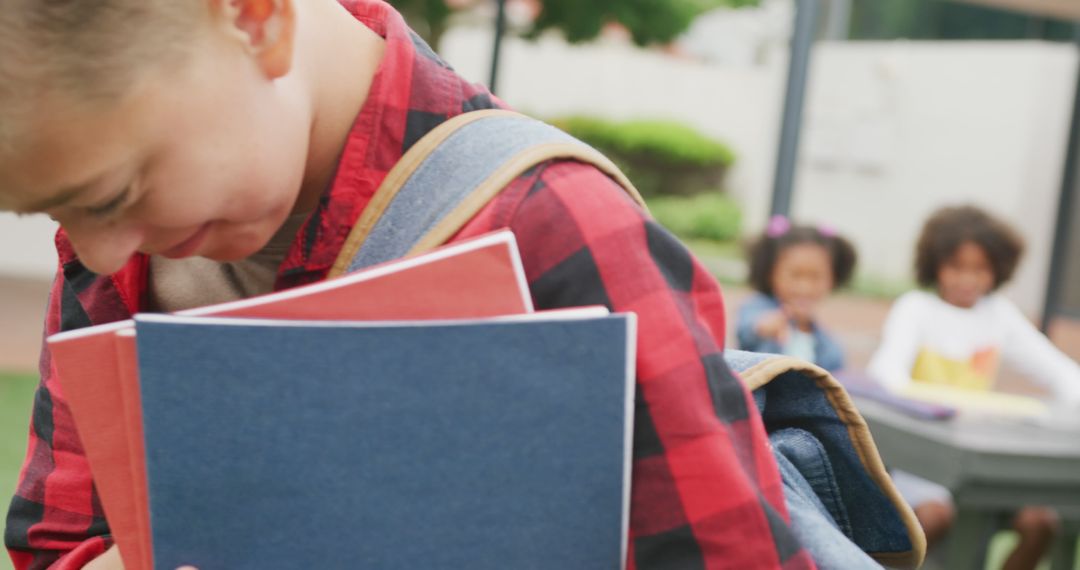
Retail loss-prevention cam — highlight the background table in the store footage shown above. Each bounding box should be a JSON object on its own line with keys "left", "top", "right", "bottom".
{"left": 854, "top": 398, "right": 1080, "bottom": 569}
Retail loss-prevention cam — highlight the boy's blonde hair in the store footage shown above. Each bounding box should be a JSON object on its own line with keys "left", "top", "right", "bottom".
{"left": 0, "top": 1, "right": 206, "bottom": 151}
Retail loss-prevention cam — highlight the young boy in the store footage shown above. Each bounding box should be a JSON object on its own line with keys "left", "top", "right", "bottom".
{"left": 1, "top": 1, "right": 813, "bottom": 568}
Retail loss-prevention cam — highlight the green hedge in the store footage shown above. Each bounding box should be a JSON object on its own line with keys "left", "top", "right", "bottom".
{"left": 552, "top": 117, "right": 735, "bottom": 168}
{"left": 646, "top": 192, "right": 742, "bottom": 243}
{"left": 550, "top": 116, "right": 736, "bottom": 196}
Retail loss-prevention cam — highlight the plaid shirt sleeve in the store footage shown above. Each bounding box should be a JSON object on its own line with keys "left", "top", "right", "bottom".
{"left": 4, "top": 258, "right": 133, "bottom": 570}
{"left": 461, "top": 161, "right": 816, "bottom": 570}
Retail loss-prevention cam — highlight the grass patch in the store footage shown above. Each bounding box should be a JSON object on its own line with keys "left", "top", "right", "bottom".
{"left": 1, "top": 372, "right": 37, "bottom": 569}
{"left": 983, "top": 529, "right": 1080, "bottom": 570}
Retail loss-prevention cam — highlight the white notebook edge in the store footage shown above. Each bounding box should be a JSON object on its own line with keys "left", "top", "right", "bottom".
{"left": 133, "top": 306, "right": 611, "bottom": 329}
{"left": 46, "top": 319, "right": 133, "bottom": 344}
{"left": 619, "top": 313, "right": 637, "bottom": 570}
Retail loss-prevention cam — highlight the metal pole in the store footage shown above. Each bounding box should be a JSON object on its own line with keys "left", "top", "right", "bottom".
{"left": 824, "top": 0, "right": 852, "bottom": 40}
{"left": 489, "top": 0, "right": 508, "bottom": 96}
{"left": 770, "top": 0, "right": 819, "bottom": 217}
{"left": 1041, "top": 26, "right": 1080, "bottom": 332}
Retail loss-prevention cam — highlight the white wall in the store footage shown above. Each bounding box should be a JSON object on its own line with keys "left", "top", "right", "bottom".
{"left": 441, "top": 29, "right": 1078, "bottom": 316}
{"left": 795, "top": 42, "right": 1077, "bottom": 316}
{"left": 0, "top": 214, "right": 58, "bottom": 280}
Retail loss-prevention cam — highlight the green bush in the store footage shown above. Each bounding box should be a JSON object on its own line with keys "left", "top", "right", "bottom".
{"left": 550, "top": 116, "right": 736, "bottom": 197}
{"left": 553, "top": 116, "right": 735, "bottom": 168}
{"left": 647, "top": 192, "right": 742, "bottom": 243}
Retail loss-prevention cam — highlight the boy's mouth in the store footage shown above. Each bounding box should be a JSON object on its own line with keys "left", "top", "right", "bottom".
{"left": 160, "top": 223, "right": 211, "bottom": 259}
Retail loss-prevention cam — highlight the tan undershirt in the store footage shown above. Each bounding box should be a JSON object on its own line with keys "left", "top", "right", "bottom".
{"left": 148, "top": 213, "right": 310, "bottom": 313}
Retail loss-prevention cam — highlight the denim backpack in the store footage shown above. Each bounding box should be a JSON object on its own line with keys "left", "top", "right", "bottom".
{"left": 727, "top": 351, "right": 926, "bottom": 569}
{"left": 328, "top": 109, "right": 926, "bottom": 569}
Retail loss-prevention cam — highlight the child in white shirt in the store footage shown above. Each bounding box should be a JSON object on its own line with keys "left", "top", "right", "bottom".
{"left": 869, "top": 205, "right": 1080, "bottom": 570}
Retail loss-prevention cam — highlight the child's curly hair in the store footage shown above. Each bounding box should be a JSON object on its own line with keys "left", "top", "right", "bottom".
{"left": 747, "top": 217, "right": 857, "bottom": 297}
{"left": 915, "top": 205, "right": 1024, "bottom": 290}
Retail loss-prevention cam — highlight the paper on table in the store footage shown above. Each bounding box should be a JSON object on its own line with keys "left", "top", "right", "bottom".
{"left": 898, "top": 383, "right": 1048, "bottom": 418}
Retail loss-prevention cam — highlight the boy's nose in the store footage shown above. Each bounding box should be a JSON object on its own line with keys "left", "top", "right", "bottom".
{"left": 64, "top": 223, "right": 146, "bottom": 276}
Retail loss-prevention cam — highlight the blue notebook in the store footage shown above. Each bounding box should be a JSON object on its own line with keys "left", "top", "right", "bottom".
{"left": 134, "top": 309, "right": 635, "bottom": 570}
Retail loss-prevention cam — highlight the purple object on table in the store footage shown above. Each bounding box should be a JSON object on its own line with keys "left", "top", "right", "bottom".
{"left": 835, "top": 372, "right": 957, "bottom": 421}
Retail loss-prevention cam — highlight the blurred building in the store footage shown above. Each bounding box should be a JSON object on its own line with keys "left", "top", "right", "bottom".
{"left": 439, "top": 0, "right": 1078, "bottom": 319}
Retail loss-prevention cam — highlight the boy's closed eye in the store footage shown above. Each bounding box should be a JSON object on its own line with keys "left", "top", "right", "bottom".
{"left": 81, "top": 186, "right": 132, "bottom": 218}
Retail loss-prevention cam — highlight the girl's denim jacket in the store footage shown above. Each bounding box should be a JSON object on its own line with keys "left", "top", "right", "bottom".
{"left": 736, "top": 293, "right": 845, "bottom": 372}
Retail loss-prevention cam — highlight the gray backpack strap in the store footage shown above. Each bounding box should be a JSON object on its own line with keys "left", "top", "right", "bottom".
{"left": 327, "top": 110, "right": 646, "bottom": 278}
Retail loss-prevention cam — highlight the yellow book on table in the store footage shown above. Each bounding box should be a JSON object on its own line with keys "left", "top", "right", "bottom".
{"left": 897, "top": 383, "right": 1048, "bottom": 418}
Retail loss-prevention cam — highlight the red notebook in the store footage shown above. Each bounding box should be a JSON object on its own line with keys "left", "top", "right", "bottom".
{"left": 47, "top": 230, "right": 533, "bottom": 570}
{"left": 48, "top": 320, "right": 146, "bottom": 570}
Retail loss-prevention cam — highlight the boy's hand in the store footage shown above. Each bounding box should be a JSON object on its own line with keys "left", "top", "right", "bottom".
{"left": 84, "top": 546, "right": 124, "bottom": 569}
{"left": 755, "top": 310, "right": 790, "bottom": 344}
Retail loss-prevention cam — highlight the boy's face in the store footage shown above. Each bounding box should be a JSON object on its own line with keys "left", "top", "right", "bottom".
{"left": 0, "top": 16, "right": 311, "bottom": 276}
{"left": 937, "top": 240, "right": 994, "bottom": 309}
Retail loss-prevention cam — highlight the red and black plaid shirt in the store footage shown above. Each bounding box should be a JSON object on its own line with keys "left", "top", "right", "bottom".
{"left": 5, "top": 2, "right": 814, "bottom": 568}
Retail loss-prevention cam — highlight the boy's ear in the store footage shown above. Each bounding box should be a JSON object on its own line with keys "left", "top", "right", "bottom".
{"left": 214, "top": 0, "right": 296, "bottom": 79}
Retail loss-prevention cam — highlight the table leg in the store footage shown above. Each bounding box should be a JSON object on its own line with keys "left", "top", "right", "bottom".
{"left": 946, "top": 509, "right": 996, "bottom": 570}
{"left": 1049, "top": 530, "right": 1078, "bottom": 570}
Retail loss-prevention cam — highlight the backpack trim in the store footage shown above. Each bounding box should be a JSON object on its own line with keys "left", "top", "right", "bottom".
{"left": 739, "top": 355, "right": 927, "bottom": 569}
